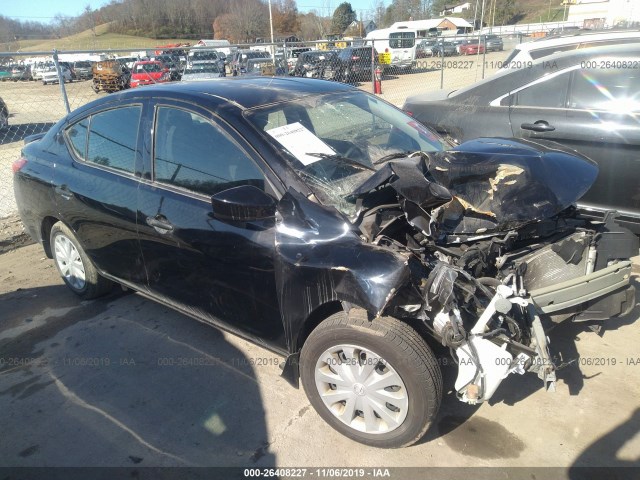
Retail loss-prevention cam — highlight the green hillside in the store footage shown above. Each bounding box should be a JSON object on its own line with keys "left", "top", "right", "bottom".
{"left": 4, "top": 23, "right": 196, "bottom": 54}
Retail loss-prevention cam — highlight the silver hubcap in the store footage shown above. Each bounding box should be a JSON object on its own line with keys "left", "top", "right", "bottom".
{"left": 315, "top": 344, "right": 408, "bottom": 434}
{"left": 54, "top": 234, "right": 86, "bottom": 291}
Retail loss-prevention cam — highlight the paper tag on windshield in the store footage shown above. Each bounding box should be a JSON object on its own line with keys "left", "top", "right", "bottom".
{"left": 266, "top": 122, "right": 335, "bottom": 166}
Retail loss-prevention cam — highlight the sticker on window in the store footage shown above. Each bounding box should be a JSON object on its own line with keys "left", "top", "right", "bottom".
{"left": 266, "top": 122, "right": 335, "bottom": 166}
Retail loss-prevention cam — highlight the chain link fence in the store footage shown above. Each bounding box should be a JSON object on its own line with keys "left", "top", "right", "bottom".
{"left": 0, "top": 34, "right": 516, "bottom": 218}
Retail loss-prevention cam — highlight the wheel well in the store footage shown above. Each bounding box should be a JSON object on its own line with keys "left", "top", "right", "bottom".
{"left": 41, "top": 216, "right": 60, "bottom": 258}
{"left": 295, "top": 301, "right": 343, "bottom": 352}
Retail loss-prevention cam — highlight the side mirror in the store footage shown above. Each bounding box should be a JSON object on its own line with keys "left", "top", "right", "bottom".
{"left": 211, "top": 185, "right": 277, "bottom": 222}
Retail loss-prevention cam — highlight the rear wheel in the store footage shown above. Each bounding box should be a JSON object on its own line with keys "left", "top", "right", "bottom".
{"left": 300, "top": 310, "right": 442, "bottom": 448}
{"left": 50, "top": 222, "right": 113, "bottom": 299}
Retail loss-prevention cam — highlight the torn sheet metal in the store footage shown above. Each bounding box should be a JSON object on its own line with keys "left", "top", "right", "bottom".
{"left": 426, "top": 137, "right": 599, "bottom": 234}
{"left": 275, "top": 188, "right": 411, "bottom": 350}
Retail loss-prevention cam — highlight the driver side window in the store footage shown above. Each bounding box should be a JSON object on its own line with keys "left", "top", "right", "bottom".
{"left": 153, "top": 107, "right": 265, "bottom": 196}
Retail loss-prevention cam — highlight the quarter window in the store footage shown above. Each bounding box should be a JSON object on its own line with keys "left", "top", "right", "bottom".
{"left": 87, "top": 106, "right": 140, "bottom": 173}
{"left": 65, "top": 118, "right": 89, "bottom": 160}
{"left": 153, "top": 107, "right": 265, "bottom": 196}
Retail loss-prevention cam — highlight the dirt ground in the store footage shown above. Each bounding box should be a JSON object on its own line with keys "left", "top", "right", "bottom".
{"left": 0, "top": 214, "right": 638, "bottom": 479}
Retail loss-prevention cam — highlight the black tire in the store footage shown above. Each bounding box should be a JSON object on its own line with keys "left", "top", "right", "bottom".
{"left": 300, "top": 310, "right": 442, "bottom": 448}
{"left": 50, "top": 222, "right": 113, "bottom": 299}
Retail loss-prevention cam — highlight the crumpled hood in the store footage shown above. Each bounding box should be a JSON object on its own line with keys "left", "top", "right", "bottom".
{"left": 351, "top": 137, "right": 599, "bottom": 236}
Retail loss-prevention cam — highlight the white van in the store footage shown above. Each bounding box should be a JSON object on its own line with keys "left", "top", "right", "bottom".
{"left": 366, "top": 26, "right": 419, "bottom": 71}
{"left": 504, "top": 30, "right": 640, "bottom": 67}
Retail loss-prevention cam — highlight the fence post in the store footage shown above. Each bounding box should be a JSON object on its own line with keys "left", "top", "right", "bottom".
{"left": 440, "top": 37, "right": 445, "bottom": 89}
{"left": 481, "top": 36, "right": 487, "bottom": 79}
{"left": 52, "top": 49, "right": 71, "bottom": 114}
{"left": 283, "top": 41, "right": 287, "bottom": 74}
{"left": 371, "top": 38, "right": 375, "bottom": 91}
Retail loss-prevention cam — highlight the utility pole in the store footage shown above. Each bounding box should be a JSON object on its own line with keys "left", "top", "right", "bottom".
{"left": 268, "top": 0, "right": 275, "bottom": 59}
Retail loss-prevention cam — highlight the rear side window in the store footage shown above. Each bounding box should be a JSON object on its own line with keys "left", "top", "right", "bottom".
{"left": 514, "top": 72, "right": 571, "bottom": 108}
{"left": 569, "top": 68, "right": 640, "bottom": 111}
{"left": 153, "top": 107, "right": 265, "bottom": 196}
{"left": 86, "top": 106, "right": 141, "bottom": 173}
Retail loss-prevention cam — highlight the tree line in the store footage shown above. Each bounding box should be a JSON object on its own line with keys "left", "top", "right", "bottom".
{"left": 1, "top": 0, "right": 524, "bottom": 48}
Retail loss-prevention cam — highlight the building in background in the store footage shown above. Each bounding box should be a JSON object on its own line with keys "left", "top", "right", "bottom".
{"left": 565, "top": 0, "right": 640, "bottom": 28}
{"left": 440, "top": 2, "right": 472, "bottom": 16}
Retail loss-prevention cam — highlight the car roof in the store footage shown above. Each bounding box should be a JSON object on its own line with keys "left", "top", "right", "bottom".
{"left": 519, "top": 29, "right": 640, "bottom": 50}
{"left": 72, "top": 77, "right": 356, "bottom": 113}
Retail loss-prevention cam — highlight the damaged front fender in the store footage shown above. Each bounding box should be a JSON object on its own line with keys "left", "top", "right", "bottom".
{"left": 275, "top": 188, "right": 412, "bottom": 352}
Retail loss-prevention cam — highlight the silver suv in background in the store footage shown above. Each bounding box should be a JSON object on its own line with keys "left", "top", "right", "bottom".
{"left": 73, "top": 61, "right": 93, "bottom": 80}
{"left": 503, "top": 29, "right": 640, "bottom": 66}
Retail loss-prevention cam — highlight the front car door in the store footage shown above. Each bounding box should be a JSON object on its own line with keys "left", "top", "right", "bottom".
{"left": 136, "top": 101, "right": 286, "bottom": 350}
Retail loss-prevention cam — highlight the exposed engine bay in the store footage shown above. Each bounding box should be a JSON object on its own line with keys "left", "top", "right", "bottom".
{"left": 276, "top": 138, "right": 638, "bottom": 404}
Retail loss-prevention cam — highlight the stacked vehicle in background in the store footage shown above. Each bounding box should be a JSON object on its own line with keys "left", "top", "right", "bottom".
{"left": 91, "top": 60, "right": 131, "bottom": 93}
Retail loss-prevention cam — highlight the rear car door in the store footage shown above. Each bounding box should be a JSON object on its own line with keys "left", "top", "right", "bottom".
{"left": 508, "top": 62, "right": 640, "bottom": 229}
{"left": 136, "top": 102, "right": 286, "bottom": 349}
{"left": 556, "top": 66, "right": 640, "bottom": 225}
{"left": 56, "top": 104, "right": 148, "bottom": 287}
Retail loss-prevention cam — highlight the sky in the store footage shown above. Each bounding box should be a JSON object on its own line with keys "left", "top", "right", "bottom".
{"left": 1, "top": 0, "right": 381, "bottom": 24}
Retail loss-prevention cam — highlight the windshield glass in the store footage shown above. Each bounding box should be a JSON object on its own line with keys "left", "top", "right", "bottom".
{"left": 245, "top": 91, "right": 448, "bottom": 216}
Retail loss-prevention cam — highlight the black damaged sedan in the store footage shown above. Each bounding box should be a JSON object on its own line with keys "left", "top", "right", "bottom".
{"left": 13, "top": 78, "right": 637, "bottom": 448}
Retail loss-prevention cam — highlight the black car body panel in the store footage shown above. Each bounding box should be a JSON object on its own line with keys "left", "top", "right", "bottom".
{"left": 403, "top": 43, "right": 640, "bottom": 233}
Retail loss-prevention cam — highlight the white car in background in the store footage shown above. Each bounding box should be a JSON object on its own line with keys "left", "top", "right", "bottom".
{"left": 31, "top": 63, "right": 53, "bottom": 81}
{"left": 42, "top": 65, "right": 73, "bottom": 85}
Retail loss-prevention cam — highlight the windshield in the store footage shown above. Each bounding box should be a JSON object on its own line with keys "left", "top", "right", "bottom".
{"left": 245, "top": 91, "right": 448, "bottom": 216}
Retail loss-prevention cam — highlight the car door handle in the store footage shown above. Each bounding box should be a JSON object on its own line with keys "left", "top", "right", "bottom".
{"left": 146, "top": 216, "right": 174, "bottom": 233}
{"left": 54, "top": 184, "right": 73, "bottom": 200}
{"left": 521, "top": 121, "right": 555, "bottom": 132}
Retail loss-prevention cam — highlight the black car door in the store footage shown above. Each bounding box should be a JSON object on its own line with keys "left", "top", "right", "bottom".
{"left": 136, "top": 101, "right": 286, "bottom": 350}
{"left": 56, "top": 104, "right": 148, "bottom": 288}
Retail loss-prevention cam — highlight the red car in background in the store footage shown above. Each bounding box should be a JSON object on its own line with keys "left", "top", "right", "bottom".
{"left": 459, "top": 41, "right": 485, "bottom": 55}
{"left": 130, "top": 60, "right": 171, "bottom": 87}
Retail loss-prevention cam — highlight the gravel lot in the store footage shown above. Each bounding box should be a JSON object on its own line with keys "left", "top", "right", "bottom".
{"left": 0, "top": 229, "right": 638, "bottom": 477}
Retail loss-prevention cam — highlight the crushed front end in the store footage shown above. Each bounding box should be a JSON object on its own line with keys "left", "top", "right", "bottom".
{"left": 343, "top": 138, "right": 637, "bottom": 404}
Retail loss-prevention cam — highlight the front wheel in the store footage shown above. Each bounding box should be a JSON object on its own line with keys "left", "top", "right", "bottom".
{"left": 50, "top": 222, "right": 113, "bottom": 299}
{"left": 300, "top": 310, "right": 442, "bottom": 448}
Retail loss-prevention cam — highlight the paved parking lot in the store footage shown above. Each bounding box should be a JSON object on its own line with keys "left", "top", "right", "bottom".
{"left": 0, "top": 240, "right": 639, "bottom": 477}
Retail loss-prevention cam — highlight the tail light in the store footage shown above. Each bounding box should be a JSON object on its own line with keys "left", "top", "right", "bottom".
{"left": 12, "top": 156, "right": 27, "bottom": 174}
{"left": 405, "top": 111, "right": 413, "bottom": 117}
